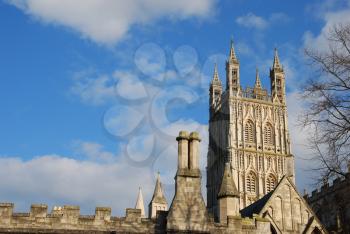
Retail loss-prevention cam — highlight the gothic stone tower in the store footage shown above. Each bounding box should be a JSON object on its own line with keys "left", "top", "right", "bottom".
{"left": 207, "top": 41, "right": 295, "bottom": 219}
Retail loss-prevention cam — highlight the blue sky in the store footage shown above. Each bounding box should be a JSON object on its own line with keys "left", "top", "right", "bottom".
{"left": 0, "top": 0, "right": 349, "bottom": 215}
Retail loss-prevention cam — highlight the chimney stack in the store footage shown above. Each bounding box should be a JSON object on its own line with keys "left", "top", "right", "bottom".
{"left": 176, "top": 131, "right": 189, "bottom": 170}
{"left": 189, "top": 132, "right": 201, "bottom": 170}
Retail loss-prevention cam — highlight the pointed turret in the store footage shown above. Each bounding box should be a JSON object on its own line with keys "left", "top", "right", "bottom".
{"left": 254, "top": 68, "right": 262, "bottom": 89}
{"left": 272, "top": 48, "right": 282, "bottom": 70}
{"left": 135, "top": 187, "right": 145, "bottom": 217}
{"left": 254, "top": 67, "right": 268, "bottom": 100}
{"left": 228, "top": 39, "right": 238, "bottom": 64}
{"left": 270, "top": 48, "right": 286, "bottom": 104}
{"left": 218, "top": 163, "right": 239, "bottom": 199}
{"left": 209, "top": 63, "right": 222, "bottom": 114}
{"left": 211, "top": 63, "right": 221, "bottom": 85}
{"left": 226, "top": 38, "right": 240, "bottom": 93}
{"left": 218, "top": 163, "right": 240, "bottom": 223}
{"left": 148, "top": 172, "right": 168, "bottom": 218}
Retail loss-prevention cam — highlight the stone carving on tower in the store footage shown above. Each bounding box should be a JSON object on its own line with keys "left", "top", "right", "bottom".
{"left": 207, "top": 41, "right": 295, "bottom": 220}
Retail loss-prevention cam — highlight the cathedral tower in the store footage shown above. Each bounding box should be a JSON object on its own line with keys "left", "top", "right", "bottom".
{"left": 207, "top": 42, "right": 295, "bottom": 220}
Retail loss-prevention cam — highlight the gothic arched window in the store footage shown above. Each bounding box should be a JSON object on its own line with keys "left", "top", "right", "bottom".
{"left": 264, "top": 123, "right": 274, "bottom": 145}
{"left": 246, "top": 172, "right": 256, "bottom": 194}
{"left": 266, "top": 174, "right": 276, "bottom": 193}
{"left": 245, "top": 120, "right": 255, "bottom": 143}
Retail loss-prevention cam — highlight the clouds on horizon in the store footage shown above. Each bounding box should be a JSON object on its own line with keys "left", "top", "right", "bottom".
{"left": 0, "top": 153, "right": 153, "bottom": 215}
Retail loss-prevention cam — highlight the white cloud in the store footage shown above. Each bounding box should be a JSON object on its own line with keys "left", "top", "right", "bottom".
{"left": 70, "top": 70, "right": 116, "bottom": 105}
{"left": 73, "top": 141, "right": 115, "bottom": 163}
{"left": 286, "top": 91, "right": 316, "bottom": 191}
{"left": 236, "top": 13, "right": 268, "bottom": 30}
{"left": 0, "top": 115, "right": 209, "bottom": 216}
{"left": 303, "top": 9, "right": 350, "bottom": 52}
{"left": 114, "top": 71, "right": 148, "bottom": 100}
{"left": 236, "top": 12, "right": 291, "bottom": 30}
{"left": 6, "top": 0, "right": 216, "bottom": 45}
{"left": 0, "top": 155, "right": 153, "bottom": 215}
{"left": 305, "top": 0, "right": 349, "bottom": 19}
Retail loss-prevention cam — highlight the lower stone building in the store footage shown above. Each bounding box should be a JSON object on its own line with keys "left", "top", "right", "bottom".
{"left": 0, "top": 131, "right": 326, "bottom": 233}
{"left": 305, "top": 167, "right": 350, "bottom": 234}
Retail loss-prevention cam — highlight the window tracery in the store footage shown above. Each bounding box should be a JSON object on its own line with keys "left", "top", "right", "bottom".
{"left": 245, "top": 120, "right": 255, "bottom": 143}
{"left": 264, "top": 123, "right": 274, "bottom": 145}
{"left": 266, "top": 174, "right": 276, "bottom": 193}
{"left": 246, "top": 172, "right": 256, "bottom": 193}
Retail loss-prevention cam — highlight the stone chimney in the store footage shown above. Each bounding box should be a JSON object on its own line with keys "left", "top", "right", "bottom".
{"left": 167, "top": 131, "right": 209, "bottom": 232}
{"left": 189, "top": 132, "right": 201, "bottom": 170}
{"left": 176, "top": 131, "right": 189, "bottom": 170}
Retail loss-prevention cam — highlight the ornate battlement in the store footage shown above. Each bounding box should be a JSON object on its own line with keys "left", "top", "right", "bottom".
{"left": 305, "top": 172, "right": 350, "bottom": 202}
{"left": 241, "top": 87, "right": 271, "bottom": 102}
{"left": 0, "top": 203, "right": 156, "bottom": 233}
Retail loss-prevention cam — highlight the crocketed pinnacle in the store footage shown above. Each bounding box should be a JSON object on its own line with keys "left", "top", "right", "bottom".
{"left": 273, "top": 48, "right": 282, "bottom": 69}
{"left": 254, "top": 67, "right": 262, "bottom": 89}
{"left": 218, "top": 163, "right": 239, "bottom": 198}
{"left": 150, "top": 172, "right": 167, "bottom": 205}
{"left": 211, "top": 63, "right": 221, "bottom": 85}
{"left": 135, "top": 187, "right": 145, "bottom": 217}
{"left": 228, "top": 38, "right": 238, "bottom": 63}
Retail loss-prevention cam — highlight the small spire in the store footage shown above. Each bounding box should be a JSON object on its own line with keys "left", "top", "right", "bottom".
{"left": 218, "top": 163, "right": 239, "bottom": 198}
{"left": 228, "top": 38, "right": 238, "bottom": 63}
{"left": 150, "top": 172, "right": 167, "bottom": 205}
{"left": 273, "top": 48, "right": 281, "bottom": 69}
{"left": 135, "top": 187, "right": 145, "bottom": 217}
{"left": 211, "top": 63, "right": 221, "bottom": 85}
{"left": 254, "top": 67, "right": 262, "bottom": 89}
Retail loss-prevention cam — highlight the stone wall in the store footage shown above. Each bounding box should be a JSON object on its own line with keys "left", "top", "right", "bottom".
{"left": 0, "top": 201, "right": 272, "bottom": 234}
{"left": 306, "top": 173, "right": 350, "bottom": 233}
{"left": 0, "top": 203, "right": 155, "bottom": 233}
